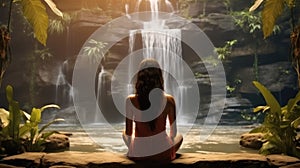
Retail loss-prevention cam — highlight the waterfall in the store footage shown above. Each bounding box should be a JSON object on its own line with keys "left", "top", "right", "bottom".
{"left": 141, "top": 29, "right": 182, "bottom": 93}
{"left": 55, "top": 60, "right": 73, "bottom": 108}
{"left": 127, "top": 0, "right": 192, "bottom": 124}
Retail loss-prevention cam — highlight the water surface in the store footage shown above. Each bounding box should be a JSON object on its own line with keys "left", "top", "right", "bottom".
{"left": 49, "top": 124, "right": 258, "bottom": 154}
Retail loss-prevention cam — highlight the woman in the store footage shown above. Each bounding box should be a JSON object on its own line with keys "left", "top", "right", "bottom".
{"left": 123, "top": 58, "right": 183, "bottom": 162}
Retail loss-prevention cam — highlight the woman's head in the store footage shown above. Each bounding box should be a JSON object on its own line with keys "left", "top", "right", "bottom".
{"left": 135, "top": 58, "right": 164, "bottom": 99}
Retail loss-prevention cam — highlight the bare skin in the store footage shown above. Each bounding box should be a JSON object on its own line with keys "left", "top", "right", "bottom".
{"left": 123, "top": 93, "right": 183, "bottom": 161}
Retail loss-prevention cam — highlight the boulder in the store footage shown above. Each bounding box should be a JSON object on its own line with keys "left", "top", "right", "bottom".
{"left": 44, "top": 133, "right": 71, "bottom": 152}
{"left": 240, "top": 133, "right": 266, "bottom": 149}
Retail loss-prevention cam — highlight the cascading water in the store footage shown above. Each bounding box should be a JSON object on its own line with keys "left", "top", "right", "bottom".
{"left": 127, "top": 0, "right": 192, "bottom": 124}
{"left": 71, "top": 0, "right": 226, "bottom": 152}
{"left": 70, "top": 0, "right": 201, "bottom": 125}
{"left": 55, "top": 60, "right": 73, "bottom": 108}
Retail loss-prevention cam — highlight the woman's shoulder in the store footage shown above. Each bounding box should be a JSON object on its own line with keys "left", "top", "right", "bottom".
{"left": 164, "top": 93, "right": 175, "bottom": 105}
{"left": 126, "top": 94, "right": 138, "bottom": 102}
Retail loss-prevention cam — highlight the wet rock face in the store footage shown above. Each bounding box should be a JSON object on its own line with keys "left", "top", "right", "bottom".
{"left": 236, "top": 61, "right": 298, "bottom": 106}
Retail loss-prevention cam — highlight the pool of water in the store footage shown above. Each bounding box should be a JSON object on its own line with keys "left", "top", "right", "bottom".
{"left": 48, "top": 123, "right": 258, "bottom": 154}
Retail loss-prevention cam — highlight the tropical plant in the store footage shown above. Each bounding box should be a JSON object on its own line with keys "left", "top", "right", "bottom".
{"left": 0, "top": 85, "right": 63, "bottom": 154}
{"left": 215, "top": 39, "right": 237, "bottom": 60}
{"left": 249, "top": 0, "right": 294, "bottom": 38}
{"left": 48, "top": 13, "right": 72, "bottom": 35}
{"left": 17, "top": 0, "right": 63, "bottom": 46}
{"left": 249, "top": 0, "right": 300, "bottom": 88}
{"left": 19, "top": 105, "right": 64, "bottom": 152}
{"left": 83, "top": 39, "right": 108, "bottom": 64}
{"left": 0, "top": 0, "right": 63, "bottom": 87}
{"left": 232, "top": 10, "right": 262, "bottom": 34}
{"left": 249, "top": 81, "right": 300, "bottom": 157}
{"left": 231, "top": 9, "right": 280, "bottom": 82}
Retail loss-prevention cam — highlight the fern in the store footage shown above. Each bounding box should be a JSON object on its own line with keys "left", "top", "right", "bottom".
{"left": 261, "top": 0, "right": 284, "bottom": 38}
{"left": 20, "top": 0, "right": 49, "bottom": 46}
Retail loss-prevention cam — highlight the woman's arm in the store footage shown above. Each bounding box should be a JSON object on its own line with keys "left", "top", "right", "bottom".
{"left": 125, "top": 97, "right": 133, "bottom": 136}
{"left": 168, "top": 96, "right": 177, "bottom": 140}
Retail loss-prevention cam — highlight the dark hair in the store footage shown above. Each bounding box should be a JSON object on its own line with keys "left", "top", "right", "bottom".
{"left": 135, "top": 58, "right": 164, "bottom": 131}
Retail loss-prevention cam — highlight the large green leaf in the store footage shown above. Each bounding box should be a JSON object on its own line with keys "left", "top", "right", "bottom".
{"left": 253, "top": 81, "right": 281, "bottom": 121}
{"left": 5, "top": 85, "right": 21, "bottom": 140}
{"left": 30, "top": 108, "right": 41, "bottom": 125}
{"left": 20, "top": 0, "right": 49, "bottom": 46}
{"left": 261, "top": 0, "right": 284, "bottom": 38}
{"left": 8, "top": 100, "right": 21, "bottom": 140}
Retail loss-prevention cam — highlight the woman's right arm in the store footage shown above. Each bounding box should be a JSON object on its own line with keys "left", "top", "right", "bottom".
{"left": 168, "top": 96, "right": 177, "bottom": 140}
{"left": 125, "top": 97, "right": 133, "bottom": 136}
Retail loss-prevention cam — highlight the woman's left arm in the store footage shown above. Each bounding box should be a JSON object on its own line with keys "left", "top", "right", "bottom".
{"left": 125, "top": 97, "right": 133, "bottom": 136}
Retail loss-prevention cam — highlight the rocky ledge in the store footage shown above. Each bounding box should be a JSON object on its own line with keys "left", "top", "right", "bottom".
{"left": 1, "top": 151, "right": 300, "bottom": 168}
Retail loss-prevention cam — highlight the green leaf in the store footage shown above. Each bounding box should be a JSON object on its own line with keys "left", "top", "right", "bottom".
{"left": 20, "top": 0, "right": 49, "bottom": 46}
{"left": 254, "top": 106, "right": 270, "bottom": 113}
{"left": 291, "top": 116, "right": 300, "bottom": 128}
{"left": 249, "top": 125, "right": 269, "bottom": 133}
{"left": 287, "top": 91, "right": 300, "bottom": 114}
{"left": 249, "top": 0, "right": 264, "bottom": 12}
{"left": 6, "top": 85, "right": 13, "bottom": 103}
{"left": 261, "top": 0, "right": 284, "bottom": 38}
{"left": 19, "top": 122, "right": 31, "bottom": 137}
{"left": 41, "top": 130, "right": 59, "bottom": 139}
{"left": 30, "top": 108, "right": 41, "bottom": 125}
{"left": 38, "top": 118, "right": 64, "bottom": 135}
{"left": 282, "top": 105, "right": 288, "bottom": 116}
{"left": 40, "top": 104, "right": 60, "bottom": 112}
{"left": 280, "top": 120, "right": 290, "bottom": 128}
{"left": 8, "top": 100, "right": 21, "bottom": 140}
{"left": 259, "top": 141, "right": 275, "bottom": 155}
{"left": 285, "top": 0, "right": 295, "bottom": 8}
{"left": 44, "top": 0, "right": 63, "bottom": 17}
{"left": 21, "top": 110, "right": 31, "bottom": 121}
{"left": 253, "top": 81, "right": 281, "bottom": 122}
{"left": 0, "top": 108, "right": 9, "bottom": 127}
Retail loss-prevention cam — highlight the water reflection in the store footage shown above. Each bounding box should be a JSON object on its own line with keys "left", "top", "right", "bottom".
{"left": 48, "top": 124, "right": 258, "bottom": 154}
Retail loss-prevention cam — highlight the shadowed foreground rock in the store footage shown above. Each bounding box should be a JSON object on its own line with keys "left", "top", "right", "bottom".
{"left": 1, "top": 152, "right": 300, "bottom": 168}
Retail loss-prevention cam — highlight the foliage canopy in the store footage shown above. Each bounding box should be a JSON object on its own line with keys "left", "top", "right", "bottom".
{"left": 249, "top": 0, "right": 295, "bottom": 38}
{"left": 13, "top": 0, "right": 63, "bottom": 46}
